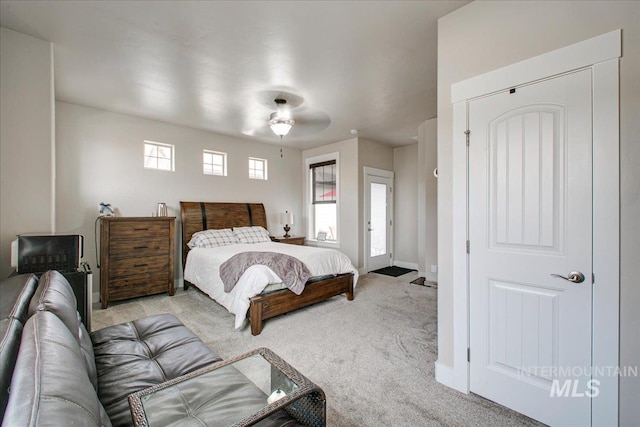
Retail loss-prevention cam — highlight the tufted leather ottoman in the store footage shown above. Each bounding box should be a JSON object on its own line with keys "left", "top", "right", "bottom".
{"left": 91, "top": 314, "right": 222, "bottom": 426}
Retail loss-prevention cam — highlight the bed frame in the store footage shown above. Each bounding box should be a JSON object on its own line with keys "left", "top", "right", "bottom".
{"left": 180, "top": 201, "right": 354, "bottom": 335}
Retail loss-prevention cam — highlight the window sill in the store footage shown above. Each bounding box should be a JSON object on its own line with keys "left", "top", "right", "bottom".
{"left": 304, "top": 239, "right": 340, "bottom": 249}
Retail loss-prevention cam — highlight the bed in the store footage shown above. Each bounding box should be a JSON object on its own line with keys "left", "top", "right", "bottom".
{"left": 180, "top": 201, "right": 357, "bottom": 335}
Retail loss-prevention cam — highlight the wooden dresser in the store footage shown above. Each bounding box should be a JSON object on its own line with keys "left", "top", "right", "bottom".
{"left": 100, "top": 217, "right": 175, "bottom": 308}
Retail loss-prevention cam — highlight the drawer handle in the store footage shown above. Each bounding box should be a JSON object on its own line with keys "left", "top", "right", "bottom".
{"left": 134, "top": 263, "right": 148, "bottom": 268}
{"left": 134, "top": 246, "right": 148, "bottom": 249}
{"left": 134, "top": 228, "right": 149, "bottom": 231}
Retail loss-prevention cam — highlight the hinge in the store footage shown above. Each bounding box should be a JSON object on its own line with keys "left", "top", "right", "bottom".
{"left": 592, "top": 273, "right": 595, "bottom": 284}
{"left": 389, "top": 253, "right": 392, "bottom": 259}
{"left": 466, "top": 240, "right": 470, "bottom": 254}
{"left": 464, "top": 130, "right": 470, "bottom": 146}
{"left": 390, "top": 219, "right": 393, "bottom": 226}
{"left": 467, "top": 348, "right": 471, "bottom": 362}
{"left": 390, "top": 187, "right": 393, "bottom": 193}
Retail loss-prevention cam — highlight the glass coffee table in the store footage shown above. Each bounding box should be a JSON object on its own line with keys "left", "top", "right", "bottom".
{"left": 128, "top": 347, "right": 326, "bottom": 427}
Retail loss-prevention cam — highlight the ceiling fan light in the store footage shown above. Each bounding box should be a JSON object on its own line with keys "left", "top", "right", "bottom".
{"left": 269, "top": 113, "right": 294, "bottom": 136}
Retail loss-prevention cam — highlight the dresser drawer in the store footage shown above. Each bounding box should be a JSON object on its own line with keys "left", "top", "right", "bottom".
{"left": 108, "top": 273, "right": 168, "bottom": 300}
{"left": 109, "top": 237, "right": 169, "bottom": 259}
{"left": 108, "top": 255, "right": 170, "bottom": 279}
{"left": 108, "top": 221, "right": 169, "bottom": 240}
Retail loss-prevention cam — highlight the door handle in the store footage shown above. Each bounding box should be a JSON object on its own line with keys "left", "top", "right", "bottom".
{"left": 550, "top": 271, "right": 585, "bottom": 283}
{"left": 368, "top": 228, "right": 374, "bottom": 231}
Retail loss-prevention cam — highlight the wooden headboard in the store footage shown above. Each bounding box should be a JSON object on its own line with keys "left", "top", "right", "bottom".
{"left": 179, "top": 201, "right": 268, "bottom": 268}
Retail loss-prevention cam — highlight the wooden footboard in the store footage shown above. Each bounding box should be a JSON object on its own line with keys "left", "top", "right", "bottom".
{"left": 249, "top": 273, "right": 354, "bottom": 336}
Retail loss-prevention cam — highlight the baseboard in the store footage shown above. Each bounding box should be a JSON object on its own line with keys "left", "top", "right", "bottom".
{"left": 393, "top": 261, "right": 418, "bottom": 270}
{"left": 435, "top": 360, "right": 468, "bottom": 393}
{"left": 435, "top": 360, "right": 456, "bottom": 389}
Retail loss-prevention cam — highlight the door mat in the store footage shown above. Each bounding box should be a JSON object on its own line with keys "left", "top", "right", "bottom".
{"left": 370, "top": 266, "right": 416, "bottom": 277}
{"left": 410, "top": 277, "right": 438, "bottom": 288}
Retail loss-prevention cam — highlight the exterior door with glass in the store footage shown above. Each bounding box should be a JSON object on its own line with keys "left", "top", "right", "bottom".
{"left": 365, "top": 169, "right": 393, "bottom": 271}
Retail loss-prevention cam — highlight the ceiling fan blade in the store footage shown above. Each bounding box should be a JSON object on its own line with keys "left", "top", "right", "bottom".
{"left": 287, "top": 109, "right": 331, "bottom": 136}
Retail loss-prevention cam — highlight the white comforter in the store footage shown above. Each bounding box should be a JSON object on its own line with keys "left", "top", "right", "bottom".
{"left": 183, "top": 242, "right": 358, "bottom": 329}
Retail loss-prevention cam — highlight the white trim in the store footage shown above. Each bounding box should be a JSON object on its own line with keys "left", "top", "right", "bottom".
{"left": 435, "top": 360, "right": 456, "bottom": 389}
{"left": 591, "top": 58, "right": 620, "bottom": 426}
{"left": 448, "top": 30, "right": 620, "bottom": 425}
{"left": 363, "top": 167, "right": 394, "bottom": 273}
{"left": 451, "top": 29, "right": 621, "bottom": 103}
{"left": 393, "top": 261, "right": 418, "bottom": 270}
{"left": 451, "top": 100, "right": 470, "bottom": 393}
{"left": 49, "top": 41, "right": 56, "bottom": 233}
{"left": 363, "top": 167, "right": 394, "bottom": 180}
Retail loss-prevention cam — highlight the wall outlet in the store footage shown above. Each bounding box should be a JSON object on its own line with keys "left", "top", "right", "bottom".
{"left": 431, "top": 265, "right": 438, "bottom": 274}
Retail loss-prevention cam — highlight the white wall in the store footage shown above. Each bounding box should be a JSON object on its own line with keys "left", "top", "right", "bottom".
{"left": 393, "top": 144, "right": 418, "bottom": 268}
{"left": 437, "top": 2, "right": 640, "bottom": 424}
{"left": 417, "top": 118, "right": 437, "bottom": 281}
{"left": 55, "top": 102, "right": 303, "bottom": 291}
{"left": 0, "top": 28, "right": 54, "bottom": 279}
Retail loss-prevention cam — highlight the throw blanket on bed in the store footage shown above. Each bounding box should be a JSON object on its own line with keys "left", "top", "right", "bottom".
{"left": 220, "top": 251, "right": 312, "bottom": 295}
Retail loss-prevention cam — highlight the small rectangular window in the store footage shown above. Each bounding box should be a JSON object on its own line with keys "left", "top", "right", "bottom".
{"left": 144, "top": 141, "right": 174, "bottom": 171}
{"left": 249, "top": 157, "right": 268, "bottom": 180}
{"left": 203, "top": 150, "right": 227, "bottom": 176}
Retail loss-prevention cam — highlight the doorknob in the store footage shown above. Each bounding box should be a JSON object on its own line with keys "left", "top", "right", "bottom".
{"left": 550, "top": 271, "right": 585, "bottom": 283}
{"left": 368, "top": 228, "right": 374, "bottom": 232}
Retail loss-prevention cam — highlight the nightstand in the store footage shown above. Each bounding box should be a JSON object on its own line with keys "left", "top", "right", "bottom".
{"left": 271, "top": 236, "right": 306, "bottom": 246}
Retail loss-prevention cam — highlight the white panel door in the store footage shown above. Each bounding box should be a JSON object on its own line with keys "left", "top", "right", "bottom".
{"left": 469, "top": 69, "right": 593, "bottom": 426}
{"left": 366, "top": 172, "right": 393, "bottom": 271}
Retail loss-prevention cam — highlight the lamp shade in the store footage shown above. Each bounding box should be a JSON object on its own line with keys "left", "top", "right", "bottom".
{"left": 280, "top": 211, "right": 294, "bottom": 225}
{"left": 269, "top": 113, "right": 294, "bottom": 136}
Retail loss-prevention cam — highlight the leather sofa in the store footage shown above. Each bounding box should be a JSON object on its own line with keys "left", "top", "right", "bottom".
{"left": 0, "top": 270, "right": 312, "bottom": 426}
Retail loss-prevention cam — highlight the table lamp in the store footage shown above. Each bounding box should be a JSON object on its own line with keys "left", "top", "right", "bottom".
{"left": 280, "top": 211, "right": 294, "bottom": 238}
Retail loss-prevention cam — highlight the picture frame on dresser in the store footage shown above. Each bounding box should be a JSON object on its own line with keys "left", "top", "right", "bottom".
{"left": 99, "top": 216, "right": 175, "bottom": 308}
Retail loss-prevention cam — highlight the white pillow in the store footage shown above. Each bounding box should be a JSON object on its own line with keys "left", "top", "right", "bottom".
{"left": 187, "top": 228, "right": 239, "bottom": 248}
{"left": 233, "top": 226, "right": 271, "bottom": 244}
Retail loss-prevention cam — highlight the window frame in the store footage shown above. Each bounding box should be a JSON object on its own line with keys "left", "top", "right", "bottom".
{"left": 203, "top": 149, "right": 227, "bottom": 176}
{"left": 311, "top": 160, "right": 337, "bottom": 205}
{"left": 143, "top": 140, "right": 175, "bottom": 172}
{"left": 248, "top": 157, "right": 268, "bottom": 180}
{"left": 306, "top": 153, "right": 339, "bottom": 243}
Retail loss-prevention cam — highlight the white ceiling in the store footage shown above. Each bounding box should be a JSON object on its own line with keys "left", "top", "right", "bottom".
{"left": 0, "top": 0, "right": 468, "bottom": 150}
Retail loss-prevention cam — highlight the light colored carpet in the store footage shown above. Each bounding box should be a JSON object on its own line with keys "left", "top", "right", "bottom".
{"left": 93, "top": 272, "right": 543, "bottom": 426}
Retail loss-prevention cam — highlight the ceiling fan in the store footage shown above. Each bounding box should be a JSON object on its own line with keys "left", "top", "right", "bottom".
{"left": 242, "top": 91, "right": 331, "bottom": 141}
{"left": 269, "top": 98, "right": 295, "bottom": 137}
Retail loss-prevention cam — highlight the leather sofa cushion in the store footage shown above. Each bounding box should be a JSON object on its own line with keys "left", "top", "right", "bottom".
{"left": 0, "top": 273, "right": 38, "bottom": 419}
{"left": 2, "top": 311, "right": 111, "bottom": 427}
{"left": 1, "top": 273, "right": 38, "bottom": 323}
{"left": 91, "top": 314, "right": 222, "bottom": 427}
{"left": 28, "top": 270, "right": 98, "bottom": 391}
{"left": 29, "top": 270, "right": 80, "bottom": 339}
{"left": 0, "top": 318, "right": 22, "bottom": 421}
